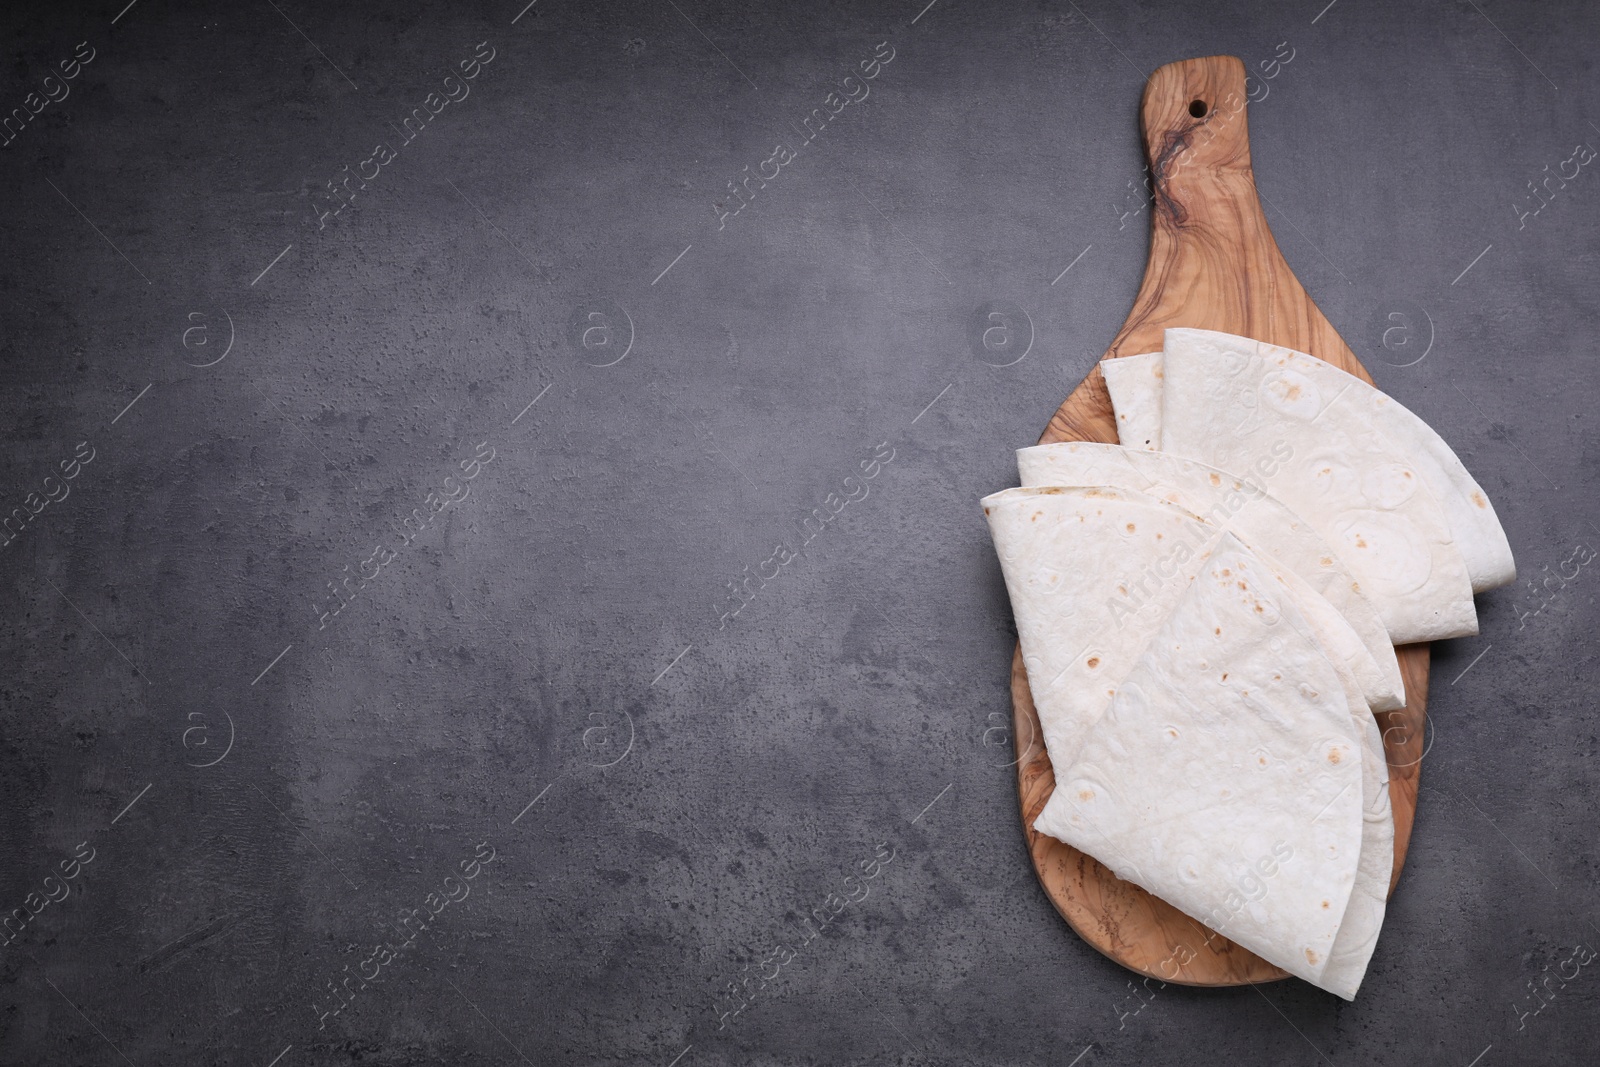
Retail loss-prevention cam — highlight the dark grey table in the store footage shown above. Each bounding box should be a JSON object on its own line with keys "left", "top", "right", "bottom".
{"left": 2, "top": 1, "right": 1595, "bottom": 1064}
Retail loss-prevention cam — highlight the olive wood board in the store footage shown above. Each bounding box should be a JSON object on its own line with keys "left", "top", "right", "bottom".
{"left": 1012, "top": 54, "right": 1430, "bottom": 987}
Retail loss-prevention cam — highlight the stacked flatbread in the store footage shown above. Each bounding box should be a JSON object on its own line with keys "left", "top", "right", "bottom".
{"left": 983, "top": 328, "right": 1513, "bottom": 999}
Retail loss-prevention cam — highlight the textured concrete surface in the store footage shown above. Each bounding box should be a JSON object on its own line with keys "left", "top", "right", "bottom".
{"left": 0, "top": 0, "right": 1596, "bottom": 1064}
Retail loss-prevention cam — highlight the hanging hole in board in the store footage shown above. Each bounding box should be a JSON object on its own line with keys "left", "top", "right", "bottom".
{"left": 1189, "top": 99, "right": 1208, "bottom": 118}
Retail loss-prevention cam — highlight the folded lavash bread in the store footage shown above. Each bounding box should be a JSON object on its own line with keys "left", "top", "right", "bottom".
{"left": 1245, "top": 549, "right": 1396, "bottom": 998}
{"left": 1099, "top": 351, "right": 1164, "bottom": 451}
{"left": 1183, "top": 548, "right": 1395, "bottom": 998}
{"left": 1156, "top": 328, "right": 1482, "bottom": 642}
{"left": 1322, "top": 682, "right": 1394, "bottom": 999}
{"left": 1043, "top": 532, "right": 1371, "bottom": 992}
{"left": 982, "top": 484, "right": 1391, "bottom": 776}
{"left": 1013, "top": 510, "right": 1396, "bottom": 996}
{"left": 1016, "top": 441, "right": 1404, "bottom": 713}
{"left": 1163, "top": 328, "right": 1514, "bottom": 593}
{"left": 981, "top": 485, "right": 1225, "bottom": 773}
{"left": 1102, "top": 335, "right": 1514, "bottom": 598}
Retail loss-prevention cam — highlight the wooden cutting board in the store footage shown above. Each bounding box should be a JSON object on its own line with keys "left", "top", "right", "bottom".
{"left": 1013, "top": 54, "right": 1430, "bottom": 987}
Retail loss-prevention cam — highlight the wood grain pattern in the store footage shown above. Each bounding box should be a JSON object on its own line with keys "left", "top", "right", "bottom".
{"left": 1013, "top": 55, "right": 1429, "bottom": 987}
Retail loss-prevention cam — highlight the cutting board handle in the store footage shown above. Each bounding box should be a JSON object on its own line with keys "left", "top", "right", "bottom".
{"left": 1042, "top": 49, "right": 1369, "bottom": 429}
{"left": 1140, "top": 55, "right": 1254, "bottom": 226}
